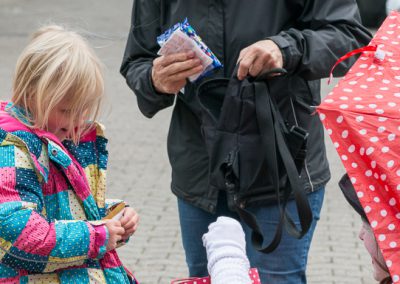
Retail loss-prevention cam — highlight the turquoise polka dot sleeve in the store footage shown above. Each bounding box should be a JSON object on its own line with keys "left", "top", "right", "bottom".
{"left": 0, "top": 202, "right": 109, "bottom": 272}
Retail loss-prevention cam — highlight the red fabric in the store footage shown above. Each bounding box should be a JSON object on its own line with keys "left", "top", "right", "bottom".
{"left": 317, "top": 11, "right": 400, "bottom": 283}
{"left": 171, "top": 268, "right": 261, "bottom": 284}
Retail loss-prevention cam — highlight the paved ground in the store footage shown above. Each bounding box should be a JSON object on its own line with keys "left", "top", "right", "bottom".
{"left": 0, "top": 1, "right": 376, "bottom": 283}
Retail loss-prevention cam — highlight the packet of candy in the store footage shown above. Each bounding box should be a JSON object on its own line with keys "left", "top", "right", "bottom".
{"left": 157, "top": 18, "right": 222, "bottom": 82}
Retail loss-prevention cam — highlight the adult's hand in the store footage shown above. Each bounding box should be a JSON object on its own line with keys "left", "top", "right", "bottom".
{"left": 151, "top": 51, "right": 203, "bottom": 94}
{"left": 119, "top": 207, "right": 140, "bottom": 241}
{"left": 237, "top": 40, "right": 283, "bottom": 80}
{"left": 105, "top": 220, "right": 125, "bottom": 251}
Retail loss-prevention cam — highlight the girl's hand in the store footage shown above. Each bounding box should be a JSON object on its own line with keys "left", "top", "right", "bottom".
{"left": 105, "top": 220, "right": 125, "bottom": 251}
{"left": 119, "top": 207, "right": 140, "bottom": 241}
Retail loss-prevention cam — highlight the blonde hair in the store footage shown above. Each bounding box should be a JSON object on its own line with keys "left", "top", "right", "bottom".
{"left": 11, "top": 25, "right": 104, "bottom": 143}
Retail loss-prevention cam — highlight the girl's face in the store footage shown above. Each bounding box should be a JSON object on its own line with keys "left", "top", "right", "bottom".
{"left": 46, "top": 97, "right": 82, "bottom": 141}
{"left": 358, "top": 222, "right": 390, "bottom": 281}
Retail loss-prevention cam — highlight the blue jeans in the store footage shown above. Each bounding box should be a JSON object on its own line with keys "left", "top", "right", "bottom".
{"left": 177, "top": 188, "right": 325, "bottom": 284}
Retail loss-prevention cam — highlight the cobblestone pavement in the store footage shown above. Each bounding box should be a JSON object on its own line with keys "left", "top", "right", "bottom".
{"left": 0, "top": 1, "right": 375, "bottom": 283}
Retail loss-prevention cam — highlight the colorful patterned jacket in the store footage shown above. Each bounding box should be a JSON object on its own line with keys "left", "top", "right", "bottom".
{"left": 0, "top": 102, "right": 137, "bottom": 283}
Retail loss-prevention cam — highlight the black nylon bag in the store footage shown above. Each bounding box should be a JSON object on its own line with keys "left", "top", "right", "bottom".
{"left": 197, "top": 68, "right": 313, "bottom": 253}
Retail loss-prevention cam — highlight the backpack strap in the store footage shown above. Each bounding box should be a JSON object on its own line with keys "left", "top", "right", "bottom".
{"left": 234, "top": 70, "right": 313, "bottom": 253}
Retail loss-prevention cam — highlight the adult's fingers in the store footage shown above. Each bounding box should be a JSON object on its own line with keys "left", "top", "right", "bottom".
{"left": 158, "top": 52, "right": 195, "bottom": 67}
{"left": 238, "top": 51, "right": 257, "bottom": 80}
{"left": 167, "top": 64, "right": 204, "bottom": 82}
{"left": 162, "top": 58, "right": 201, "bottom": 76}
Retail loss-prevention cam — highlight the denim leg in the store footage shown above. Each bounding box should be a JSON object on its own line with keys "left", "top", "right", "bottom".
{"left": 242, "top": 188, "right": 325, "bottom": 284}
{"left": 177, "top": 193, "right": 238, "bottom": 277}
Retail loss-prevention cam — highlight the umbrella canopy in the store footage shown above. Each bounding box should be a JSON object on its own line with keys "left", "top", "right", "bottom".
{"left": 317, "top": 11, "right": 400, "bottom": 282}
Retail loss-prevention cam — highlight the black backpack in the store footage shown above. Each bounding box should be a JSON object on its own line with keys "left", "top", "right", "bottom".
{"left": 197, "top": 67, "right": 313, "bottom": 253}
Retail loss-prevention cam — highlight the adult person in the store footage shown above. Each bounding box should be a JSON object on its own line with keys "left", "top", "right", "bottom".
{"left": 120, "top": 1, "right": 371, "bottom": 283}
{"left": 339, "top": 175, "right": 392, "bottom": 284}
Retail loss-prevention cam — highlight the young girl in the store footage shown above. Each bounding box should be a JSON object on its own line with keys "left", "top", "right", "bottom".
{"left": 0, "top": 25, "right": 139, "bottom": 283}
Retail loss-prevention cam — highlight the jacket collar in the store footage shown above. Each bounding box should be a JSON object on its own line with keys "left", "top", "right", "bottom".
{"left": 0, "top": 101, "right": 102, "bottom": 220}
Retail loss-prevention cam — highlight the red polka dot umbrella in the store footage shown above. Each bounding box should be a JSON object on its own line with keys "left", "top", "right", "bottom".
{"left": 317, "top": 11, "right": 400, "bottom": 283}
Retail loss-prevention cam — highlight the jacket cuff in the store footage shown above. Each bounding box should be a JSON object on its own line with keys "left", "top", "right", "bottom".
{"left": 89, "top": 224, "right": 109, "bottom": 259}
{"left": 268, "top": 33, "right": 298, "bottom": 74}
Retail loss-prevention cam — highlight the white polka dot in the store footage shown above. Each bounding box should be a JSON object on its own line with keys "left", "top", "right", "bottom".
{"left": 393, "top": 275, "right": 399, "bottom": 282}
{"left": 389, "top": 224, "right": 396, "bottom": 230}
{"left": 324, "top": 99, "right": 334, "bottom": 103}
{"left": 371, "top": 161, "right": 377, "bottom": 168}
{"left": 383, "top": 79, "right": 391, "bottom": 84}
{"left": 387, "top": 260, "right": 393, "bottom": 267}
{"left": 366, "top": 147, "right": 374, "bottom": 155}
{"left": 369, "top": 185, "right": 375, "bottom": 191}
{"left": 334, "top": 142, "right": 339, "bottom": 148}
{"left": 374, "top": 197, "right": 381, "bottom": 203}
{"left": 375, "top": 94, "right": 384, "bottom": 99}
{"left": 378, "top": 126, "right": 386, "bottom": 133}
{"left": 364, "top": 206, "right": 371, "bottom": 213}
{"left": 371, "top": 221, "right": 378, "bottom": 228}
{"left": 390, "top": 242, "right": 397, "bottom": 248}
{"left": 395, "top": 92, "right": 400, "bottom": 97}
{"left": 352, "top": 163, "right": 358, "bottom": 168}
{"left": 354, "top": 97, "right": 362, "bottom": 101}
{"left": 375, "top": 109, "right": 384, "bottom": 114}
{"left": 388, "top": 133, "right": 396, "bottom": 141}
{"left": 356, "top": 72, "right": 365, "bottom": 77}
{"left": 369, "top": 137, "right": 379, "bottom": 142}
{"left": 319, "top": 113, "right": 326, "bottom": 120}
{"left": 366, "top": 77, "right": 375, "bottom": 82}
{"left": 387, "top": 160, "right": 395, "bottom": 168}
{"left": 359, "top": 129, "right": 367, "bottom": 135}
{"left": 397, "top": 213, "right": 400, "bottom": 219}
{"left": 390, "top": 198, "right": 396, "bottom": 206}
{"left": 343, "top": 89, "right": 352, "bottom": 93}
{"left": 389, "top": 102, "right": 397, "bottom": 107}
{"left": 356, "top": 116, "right": 364, "bottom": 122}
{"left": 342, "top": 130, "right": 348, "bottom": 138}
{"left": 357, "top": 191, "right": 363, "bottom": 198}
{"left": 351, "top": 177, "right": 356, "bottom": 184}
{"left": 348, "top": 145, "right": 355, "bottom": 153}
{"left": 369, "top": 104, "right": 377, "bottom": 109}
{"left": 380, "top": 87, "right": 389, "bottom": 91}
{"left": 365, "top": 170, "right": 373, "bottom": 177}
{"left": 381, "top": 210, "right": 388, "bottom": 217}
{"left": 378, "top": 117, "right": 388, "bottom": 122}
{"left": 381, "top": 174, "right": 387, "bottom": 181}
{"left": 327, "top": 129, "right": 332, "bottom": 135}
{"left": 360, "top": 147, "right": 365, "bottom": 155}
{"left": 336, "top": 116, "right": 344, "bottom": 123}
{"left": 355, "top": 105, "right": 365, "bottom": 109}
{"left": 378, "top": 234, "right": 386, "bottom": 241}
{"left": 359, "top": 64, "right": 368, "bottom": 69}
{"left": 382, "top": 146, "right": 390, "bottom": 153}
{"left": 340, "top": 104, "right": 348, "bottom": 109}
{"left": 349, "top": 81, "right": 357, "bottom": 85}
{"left": 360, "top": 85, "right": 368, "bottom": 89}
{"left": 341, "top": 155, "right": 348, "bottom": 161}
